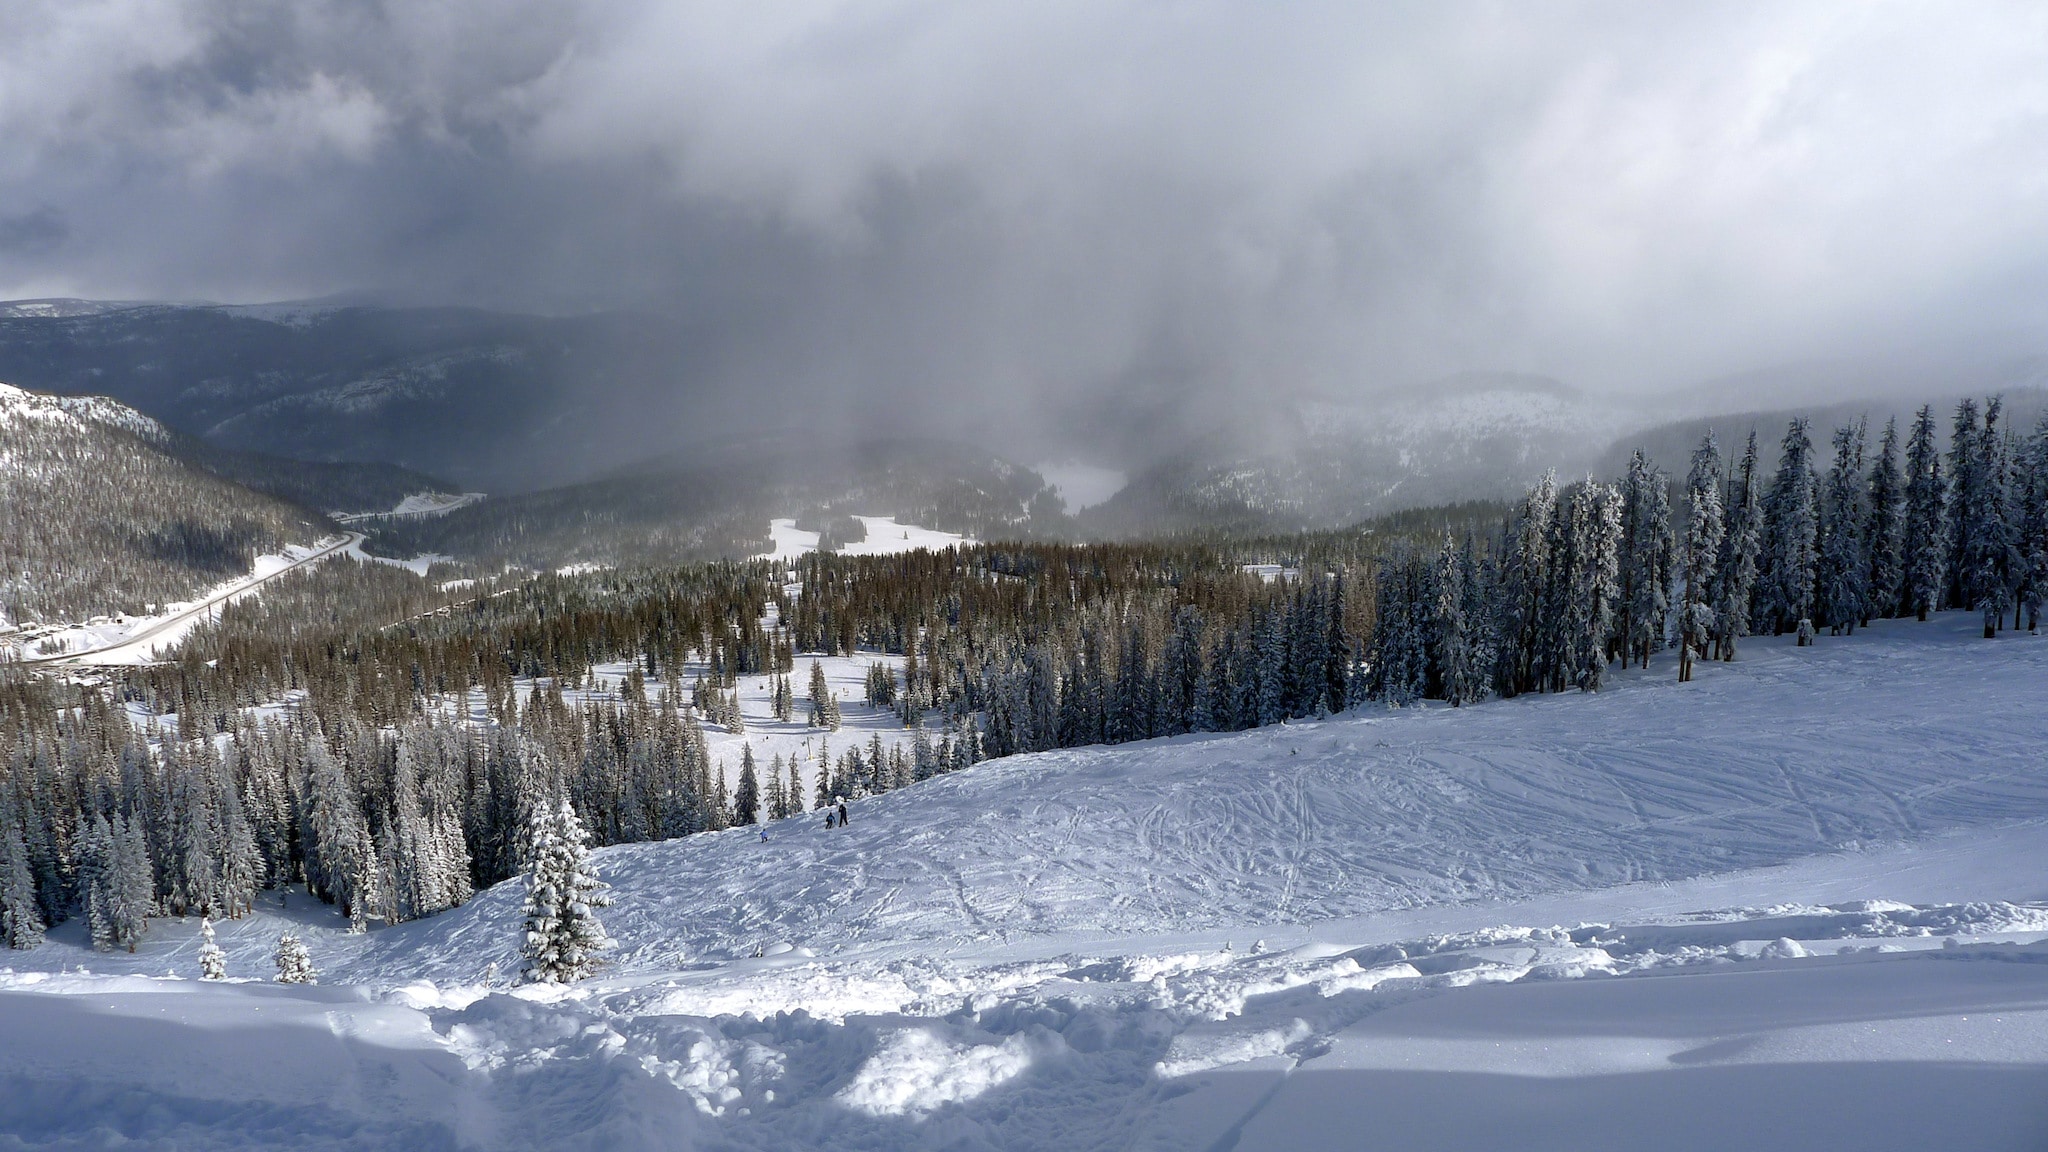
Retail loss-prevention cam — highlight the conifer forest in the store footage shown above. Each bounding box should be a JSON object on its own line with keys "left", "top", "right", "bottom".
{"left": 3, "top": 397, "right": 2043, "bottom": 955}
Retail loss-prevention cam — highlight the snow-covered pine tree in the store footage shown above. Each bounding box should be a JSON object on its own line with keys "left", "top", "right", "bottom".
{"left": 1902, "top": 404, "right": 1948, "bottom": 620}
{"left": 197, "top": 917, "right": 227, "bottom": 980}
{"left": 764, "top": 754, "right": 787, "bottom": 820}
{"left": 1815, "top": 420, "right": 1869, "bottom": 634}
{"left": 1618, "top": 451, "right": 1673, "bottom": 669}
{"left": 813, "top": 739, "right": 832, "bottom": 810}
{"left": 1865, "top": 416, "right": 1905, "bottom": 621}
{"left": 275, "top": 932, "right": 315, "bottom": 984}
{"left": 101, "top": 813, "right": 153, "bottom": 952}
{"left": 1715, "top": 431, "right": 1762, "bottom": 661}
{"left": 519, "top": 798, "right": 611, "bottom": 985}
{"left": 1760, "top": 418, "right": 1819, "bottom": 635}
{"left": 1679, "top": 434, "right": 1725, "bottom": 682}
{"left": 2020, "top": 413, "right": 2048, "bottom": 632}
{"left": 787, "top": 755, "right": 805, "bottom": 817}
{"left": 733, "top": 745, "right": 760, "bottom": 825}
{"left": 0, "top": 817, "right": 45, "bottom": 949}
{"left": 1567, "top": 481, "right": 1623, "bottom": 692}
{"left": 1433, "top": 535, "right": 1477, "bottom": 705}
{"left": 1974, "top": 398, "right": 2021, "bottom": 636}
{"left": 1946, "top": 398, "right": 1984, "bottom": 612}
{"left": 1495, "top": 473, "right": 1556, "bottom": 695}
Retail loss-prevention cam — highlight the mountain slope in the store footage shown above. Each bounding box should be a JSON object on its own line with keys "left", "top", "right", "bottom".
{"left": 342, "top": 612, "right": 2048, "bottom": 979}
{"left": 0, "top": 300, "right": 717, "bottom": 492}
{"left": 0, "top": 382, "right": 322, "bottom": 625}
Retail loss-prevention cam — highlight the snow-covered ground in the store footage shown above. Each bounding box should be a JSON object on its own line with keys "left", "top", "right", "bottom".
{"left": 4, "top": 614, "right": 2048, "bottom": 1149}
{"left": 2, "top": 534, "right": 360, "bottom": 665}
{"left": 334, "top": 491, "right": 486, "bottom": 523}
{"left": 759, "top": 516, "right": 972, "bottom": 562}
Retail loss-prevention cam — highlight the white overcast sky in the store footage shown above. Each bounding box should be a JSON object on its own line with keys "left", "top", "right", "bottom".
{"left": 3, "top": 0, "right": 2046, "bottom": 410}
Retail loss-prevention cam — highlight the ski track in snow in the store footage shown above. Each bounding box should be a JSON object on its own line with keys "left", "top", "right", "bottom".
{"left": 5, "top": 613, "right": 2048, "bottom": 1149}
{"left": 347, "top": 613, "right": 2048, "bottom": 980}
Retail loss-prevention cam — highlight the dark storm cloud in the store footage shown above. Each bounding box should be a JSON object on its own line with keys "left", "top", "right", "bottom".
{"left": 4, "top": 0, "right": 2047, "bottom": 457}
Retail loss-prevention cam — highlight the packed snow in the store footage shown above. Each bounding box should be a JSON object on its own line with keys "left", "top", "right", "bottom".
{"left": 759, "top": 516, "right": 972, "bottom": 562}
{"left": 4, "top": 614, "right": 2047, "bottom": 1149}
{"left": 334, "top": 491, "right": 486, "bottom": 523}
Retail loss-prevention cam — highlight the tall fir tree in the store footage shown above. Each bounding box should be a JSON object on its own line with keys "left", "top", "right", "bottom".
{"left": 733, "top": 745, "right": 760, "bottom": 826}
{"left": 1815, "top": 420, "right": 1869, "bottom": 634}
{"left": 1760, "top": 418, "right": 1819, "bottom": 635}
{"left": 1902, "top": 405, "right": 1948, "bottom": 620}
{"left": 1679, "top": 433, "right": 1725, "bottom": 682}
{"left": 1864, "top": 415, "right": 1905, "bottom": 620}
{"left": 1715, "top": 431, "right": 1762, "bottom": 661}
{"left": 520, "top": 797, "right": 611, "bottom": 984}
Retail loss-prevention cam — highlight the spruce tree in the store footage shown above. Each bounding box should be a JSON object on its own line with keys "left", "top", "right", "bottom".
{"left": 1865, "top": 416, "right": 1905, "bottom": 620}
{"left": 0, "top": 819, "right": 44, "bottom": 950}
{"left": 1679, "top": 434, "right": 1725, "bottom": 682}
{"left": 1815, "top": 421, "right": 1869, "bottom": 634}
{"left": 733, "top": 746, "right": 760, "bottom": 825}
{"left": 519, "top": 798, "right": 610, "bottom": 984}
{"left": 197, "top": 917, "right": 227, "bottom": 980}
{"left": 1761, "top": 418, "right": 1819, "bottom": 635}
{"left": 275, "top": 932, "right": 316, "bottom": 984}
{"left": 1902, "top": 405, "right": 1948, "bottom": 620}
{"left": 1715, "top": 431, "right": 1762, "bottom": 660}
{"left": 2019, "top": 413, "right": 2048, "bottom": 632}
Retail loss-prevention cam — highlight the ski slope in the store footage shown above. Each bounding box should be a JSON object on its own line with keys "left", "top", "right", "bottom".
{"left": 356, "top": 612, "right": 2048, "bottom": 977}
{"left": 3, "top": 613, "right": 2047, "bottom": 1149}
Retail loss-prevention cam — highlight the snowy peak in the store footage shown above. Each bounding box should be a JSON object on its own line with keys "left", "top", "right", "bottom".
{"left": 0, "top": 381, "right": 170, "bottom": 442}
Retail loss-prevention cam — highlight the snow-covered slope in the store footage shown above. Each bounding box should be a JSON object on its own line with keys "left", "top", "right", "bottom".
{"left": 342, "top": 613, "right": 2048, "bottom": 980}
{"left": 4, "top": 615, "right": 2047, "bottom": 1150}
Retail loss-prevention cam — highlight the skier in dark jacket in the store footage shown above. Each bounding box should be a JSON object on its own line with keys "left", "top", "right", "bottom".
{"left": 837, "top": 801, "right": 849, "bottom": 827}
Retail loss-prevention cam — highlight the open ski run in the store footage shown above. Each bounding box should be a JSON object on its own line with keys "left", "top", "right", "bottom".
{"left": 2, "top": 613, "right": 2046, "bottom": 1148}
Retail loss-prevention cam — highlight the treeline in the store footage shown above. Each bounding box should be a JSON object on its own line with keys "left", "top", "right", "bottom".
{"left": 1371, "top": 398, "right": 2048, "bottom": 705}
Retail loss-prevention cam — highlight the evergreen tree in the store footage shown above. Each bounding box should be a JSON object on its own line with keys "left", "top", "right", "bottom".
{"left": 2019, "top": 413, "right": 2048, "bottom": 632}
{"left": 733, "top": 745, "right": 760, "bottom": 825}
{"left": 1618, "top": 451, "right": 1673, "bottom": 668}
{"left": 1965, "top": 398, "right": 2020, "bottom": 636}
{"left": 197, "top": 916, "right": 227, "bottom": 980}
{"left": 1679, "top": 434, "right": 1725, "bottom": 682}
{"left": 1946, "top": 398, "right": 1984, "bottom": 611}
{"left": 519, "top": 797, "right": 611, "bottom": 984}
{"left": 1760, "top": 418, "right": 1819, "bottom": 635}
{"left": 275, "top": 932, "right": 316, "bottom": 984}
{"left": 1566, "top": 481, "right": 1623, "bottom": 691}
{"left": 1864, "top": 416, "right": 1905, "bottom": 620}
{"left": 1815, "top": 421, "right": 1869, "bottom": 634}
{"left": 0, "top": 818, "right": 44, "bottom": 949}
{"left": 1715, "top": 431, "right": 1762, "bottom": 660}
{"left": 1902, "top": 405, "right": 1948, "bottom": 620}
{"left": 1433, "top": 536, "right": 1478, "bottom": 705}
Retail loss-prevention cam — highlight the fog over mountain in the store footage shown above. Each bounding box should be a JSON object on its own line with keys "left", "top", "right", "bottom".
{"left": 4, "top": 2, "right": 2047, "bottom": 473}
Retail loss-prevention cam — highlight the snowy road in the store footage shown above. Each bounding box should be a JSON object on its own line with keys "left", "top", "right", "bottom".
{"left": 15, "top": 532, "right": 364, "bottom": 666}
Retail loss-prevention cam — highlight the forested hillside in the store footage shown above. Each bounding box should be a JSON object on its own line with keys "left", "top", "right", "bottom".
{"left": 1, "top": 391, "right": 2042, "bottom": 958}
{"left": 0, "top": 383, "right": 322, "bottom": 625}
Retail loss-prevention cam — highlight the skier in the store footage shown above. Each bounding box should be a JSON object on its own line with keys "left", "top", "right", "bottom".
{"left": 759, "top": 827, "right": 770, "bottom": 843}
{"left": 825, "top": 811, "right": 836, "bottom": 829}
{"left": 837, "top": 800, "right": 849, "bottom": 827}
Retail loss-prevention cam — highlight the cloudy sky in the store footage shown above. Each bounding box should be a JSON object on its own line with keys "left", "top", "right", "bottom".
{"left": 4, "top": 0, "right": 2046, "bottom": 432}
